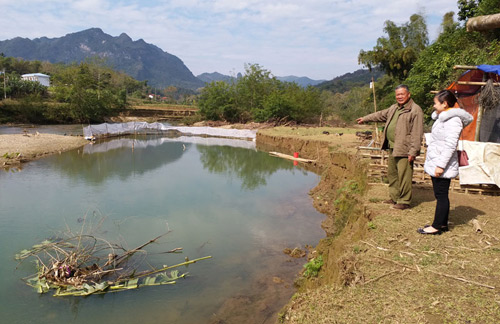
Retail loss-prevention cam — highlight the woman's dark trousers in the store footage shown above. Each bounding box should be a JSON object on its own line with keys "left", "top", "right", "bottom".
{"left": 431, "top": 176, "right": 451, "bottom": 228}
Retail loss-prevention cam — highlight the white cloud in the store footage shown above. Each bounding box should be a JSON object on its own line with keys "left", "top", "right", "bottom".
{"left": 0, "top": 0, "right": 459, "bottom": 79}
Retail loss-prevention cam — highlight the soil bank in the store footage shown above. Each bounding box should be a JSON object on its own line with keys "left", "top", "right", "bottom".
{"left": 0, "top": 133, "right": 87, "bottom": 168}
{"left": 258, "top": 127, "right": 500, "bottom": 324}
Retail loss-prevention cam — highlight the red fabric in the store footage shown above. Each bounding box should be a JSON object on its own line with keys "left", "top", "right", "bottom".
{"left": 446, "top": 69, "right": 500, "bottom": 141}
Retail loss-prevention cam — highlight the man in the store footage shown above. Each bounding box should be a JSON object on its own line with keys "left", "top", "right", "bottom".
{"left": 356, "top": 85, "right": 424, "bottom": 210}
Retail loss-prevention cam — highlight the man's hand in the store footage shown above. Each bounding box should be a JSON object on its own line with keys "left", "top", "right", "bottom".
{"left": 435, "top": 167, "right": 444, "bottom": 177}
{"left": 408, "top": 155, "right": 415, "bottom": 163}
{"left": 356, "top": 117, "right": 364, "bottom": 124}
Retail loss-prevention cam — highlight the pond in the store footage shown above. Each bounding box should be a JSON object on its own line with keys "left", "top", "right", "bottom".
{"left": 0, "top": 134, "right": 325, "bottom": 323}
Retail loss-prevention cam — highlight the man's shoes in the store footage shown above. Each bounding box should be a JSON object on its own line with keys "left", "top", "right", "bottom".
{"left": 417, "top": 227, "right": 442, "bottom": 235}
{"left": 391, "top": 203, "right": 410, "bottom": 210}
{"left": 383, "top": 199, "right": 396, "bottom": 205}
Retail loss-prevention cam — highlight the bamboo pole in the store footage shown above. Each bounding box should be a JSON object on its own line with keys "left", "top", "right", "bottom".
{"left": 457, "top": 81, "right": 500, "bottom": 86}
{"left": 453, "top": 65, "right": 478, "bottom": 70}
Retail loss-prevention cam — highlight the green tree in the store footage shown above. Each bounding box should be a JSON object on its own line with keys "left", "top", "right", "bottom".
{"left": 235, "top": 63, "right": 280, "bottom": 120}
{"left": 358, "top": 14, "right": 428, "bottom": 81}
{"left": 51, "top": 62, "right": 128, "bottom": 123}
{"left": 477, "top": 0, "right": 500, "bottom": 16}
{"left": 198, "top": 80, "right": 236, "bottom": 121}
{"left": 406, "top": 11, "right": 500, "bottom": 118}
{"left": 457, "top": 0, "right": 482, "bottom": 21}
{"left": 198, "top": 64, "right": 325, "bottom": 123}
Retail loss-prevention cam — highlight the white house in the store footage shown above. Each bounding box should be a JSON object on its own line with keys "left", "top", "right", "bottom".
{"left": 21, "top": 73, "right": 50, "bottom": 87}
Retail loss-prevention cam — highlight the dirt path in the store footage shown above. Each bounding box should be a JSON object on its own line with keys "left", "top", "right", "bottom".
{"left": 0, "top": 133, "right": 88, "bottom": 168}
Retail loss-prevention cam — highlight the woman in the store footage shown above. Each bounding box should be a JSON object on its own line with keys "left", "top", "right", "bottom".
{"left": 417, "top": 90, "right": 473, "bottom": 235}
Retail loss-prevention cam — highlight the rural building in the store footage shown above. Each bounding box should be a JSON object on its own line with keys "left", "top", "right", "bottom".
{"left": 21, "top": 73, "right": 50, "bottom": 87}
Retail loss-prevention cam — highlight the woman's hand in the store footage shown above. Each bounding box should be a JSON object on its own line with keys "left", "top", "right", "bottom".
{"left": 435, "top": 167, "right": 444, "bottom": 177}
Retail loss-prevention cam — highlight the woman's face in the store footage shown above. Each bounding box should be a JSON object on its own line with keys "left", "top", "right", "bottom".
{"left": 433, "top": 97, "right": 448, "bottom": 114}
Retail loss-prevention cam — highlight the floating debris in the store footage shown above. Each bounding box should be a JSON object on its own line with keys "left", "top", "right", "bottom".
{"left": 15, "top": 216, "right": 211, "bottom": 297}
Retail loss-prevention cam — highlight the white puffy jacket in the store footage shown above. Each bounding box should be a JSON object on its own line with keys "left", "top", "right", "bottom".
{"left": 424, "top": 108, "right": 474, "bottom": 179}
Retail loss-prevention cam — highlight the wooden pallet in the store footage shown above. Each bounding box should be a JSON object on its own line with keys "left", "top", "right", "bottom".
{"left": 358, "top": 146, "right": 500, "bottom": 196}
{"left": 450, "top": 180, "right": 500, "bottom": 195}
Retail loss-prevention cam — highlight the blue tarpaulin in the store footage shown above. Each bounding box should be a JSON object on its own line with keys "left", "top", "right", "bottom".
{"left": 477, "top": 64, "right": 500, "bottom": 75}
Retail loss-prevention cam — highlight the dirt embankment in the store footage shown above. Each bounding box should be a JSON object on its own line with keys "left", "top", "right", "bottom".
{"left": 257, "top": 130, "right": 500, "bottom": 324}
{"left": 0, "top": 133, "right": 87, "bottom": 168}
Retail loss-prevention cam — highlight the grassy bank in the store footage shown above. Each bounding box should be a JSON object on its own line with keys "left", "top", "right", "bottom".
{"left": 257, "top": 126, "right": 500, "bottom": 324}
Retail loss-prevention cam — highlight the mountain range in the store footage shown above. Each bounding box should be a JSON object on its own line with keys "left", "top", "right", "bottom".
{"left": 316, "top": 68, "right": 384, "bottom": 93}
{"left": 0, "top": 28, "right": 351, "bottom": 90}
{"left": 0, "top": 28, "right": 204, "bottom": 90}
{"left": 196, "top": 72, "right": 325, "bottom": 87}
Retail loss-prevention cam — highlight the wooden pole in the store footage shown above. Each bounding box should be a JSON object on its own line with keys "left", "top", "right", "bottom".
{"left": 2, "top": 68, "right": 6, "bottom": 99}
{"left": 475, "top": 100, "right": 484, "bottom": 141}
{"left": 454, "top": 65, "right": 478, "bottom": 70}
{"left": 474, "top": 74, "right": 488, "bottom": 141}
{"left": 457, "top": 81, "right": 500, "bottom": 86}
{"left": 371, "top": 76, "right": 379, "bottom": 142}
{"left": 269, "top": 152, "right": 316, "bottom": 163}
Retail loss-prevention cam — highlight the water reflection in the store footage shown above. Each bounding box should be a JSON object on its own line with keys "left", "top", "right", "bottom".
{"left": 51, "top": 136, "right": 188, "bottom": 184}
{"left": 51, "top": 135, "right": 285, "bottom": 190}
{"left": 197, "top": 144, "right": 301, "bottom": 190}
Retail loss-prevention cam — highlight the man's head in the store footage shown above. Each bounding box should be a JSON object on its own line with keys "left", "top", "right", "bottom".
{"left": 395, "top": 84, "right": 411, "bottom": 105}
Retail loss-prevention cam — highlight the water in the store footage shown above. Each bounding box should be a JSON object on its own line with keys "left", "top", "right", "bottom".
{"left": 0, "top": 134, "right": 325, "bottom": 323}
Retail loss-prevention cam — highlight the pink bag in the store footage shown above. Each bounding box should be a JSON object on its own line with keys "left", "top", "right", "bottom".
{"left": 457, "top": 150, "right": 469, "bottom": 167}
{"left": 457, "top": 123, "right": 469, "bottom": 167}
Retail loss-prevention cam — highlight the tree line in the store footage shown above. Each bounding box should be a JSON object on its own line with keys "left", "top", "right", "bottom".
{"left": 198, "top": 63, "right": 323, "bottom": 123}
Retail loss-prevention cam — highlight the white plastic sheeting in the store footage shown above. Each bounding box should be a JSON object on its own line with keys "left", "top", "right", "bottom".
{"left": 458, "top": 140, "right": 500, "bottom": 187}
{"left": 83, "top": 122, "right": 257, "bottom": 140}
{"left": 83, "top": 136, "right": 256, "bottom": 154}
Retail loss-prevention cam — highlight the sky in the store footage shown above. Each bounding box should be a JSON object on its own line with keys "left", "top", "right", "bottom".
{"left": 0, "top": 0, "right": 460, "bottom": 80}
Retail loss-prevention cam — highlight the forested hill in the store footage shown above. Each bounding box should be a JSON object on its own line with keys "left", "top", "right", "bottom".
{"left": 0, "top": 28, "right": 204, "bottom": 90}
{"left": 197, "top": 72, "right": 325, "bottom": 87}
{"left": 276, "top": 76, "right": 326, "bottom": 87}
{"left": 197, "top": 72, "right": 238, "bottom": 83}
{"left": 316, "top": 68, "right": 384, "bottom": 93}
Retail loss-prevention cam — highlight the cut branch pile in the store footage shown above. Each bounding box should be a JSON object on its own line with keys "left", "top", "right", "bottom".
{"left": 15, "top": 218, "right": 211, "bottom": 297}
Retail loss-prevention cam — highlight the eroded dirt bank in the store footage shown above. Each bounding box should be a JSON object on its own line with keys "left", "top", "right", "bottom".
{"left": 259, "top": 133, "right": 500, "bottom": 324}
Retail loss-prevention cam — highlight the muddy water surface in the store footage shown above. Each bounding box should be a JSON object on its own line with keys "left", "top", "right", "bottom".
{"left": 0, "top": 135, "right": 324, "bottom": 323}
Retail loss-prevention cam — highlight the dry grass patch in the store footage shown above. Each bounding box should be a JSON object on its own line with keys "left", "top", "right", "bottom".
{"left": 280, "top": 184, "right": 500, "bottom": 323}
